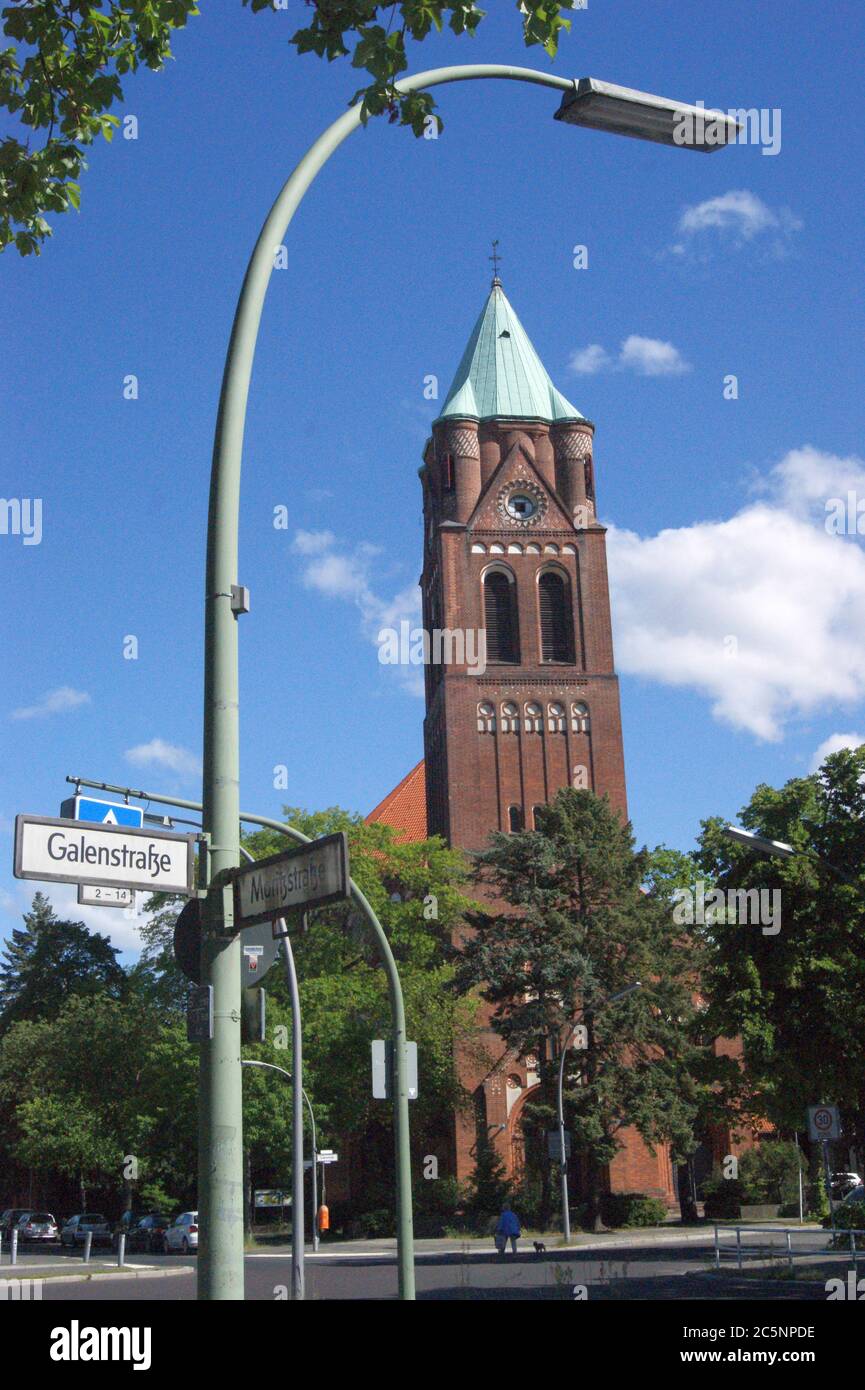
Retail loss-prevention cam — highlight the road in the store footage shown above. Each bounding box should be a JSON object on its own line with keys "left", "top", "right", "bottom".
{"left": 11, "top": 1230, "right": 848, "bottom": 1301}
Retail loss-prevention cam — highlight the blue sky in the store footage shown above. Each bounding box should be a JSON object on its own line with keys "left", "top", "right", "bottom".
{"left": 2, "top": 0, "right": 864, "bottom": 955}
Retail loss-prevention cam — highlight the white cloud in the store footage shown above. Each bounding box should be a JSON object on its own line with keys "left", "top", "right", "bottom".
{"left": 568, "top": 337, "right": 690, "bottom": 378}
{"left": 125, "top": 739, "right": 201, "bottom": 778}
{"left": 607, "top": 446, "right": 865, "bottom": 741}
{"left": 0, "top": 879, "right": 148, "bottom": 954}
{"left": 11, "top": 686, "right": 91, "bottom": 721}
{"left": 292, "top": 531, "right": 422, "bottom": 694}
{"left": 809, "top": 733, "right": 865, "bottom": 773}
{"left": 619, "top": 335, "right": 691, "bottom": 377}
{"left": 291, "top": 529, "right": 336, "bottom": 556}
{"left": 569, "top": 344, "right": 612, "bottom": 376}
{"left": 671, "top": 189, "right": 802, "bottom": 256}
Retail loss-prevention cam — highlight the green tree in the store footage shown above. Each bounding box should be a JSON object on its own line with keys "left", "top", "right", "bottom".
{"left": 2, "top": 1, "right": 578, "bottom": 254}
{"left": 0, "top": 891, "right": 125, "bottom": 1032}
{"left": 697, "top": 745, "right": 865, "bottom": 1152}
{"left": 457, "top": 788, "right": 706, "bottom": 1231}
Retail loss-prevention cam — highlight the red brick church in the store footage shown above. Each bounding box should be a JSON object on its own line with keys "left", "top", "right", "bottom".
{"left": 368, "top": 276, "right": 679, "bottom": 1208}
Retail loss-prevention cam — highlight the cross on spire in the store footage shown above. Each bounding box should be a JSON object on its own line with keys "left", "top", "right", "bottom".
{"left": 489, "top": 239, "right": 502, "bottom": 285}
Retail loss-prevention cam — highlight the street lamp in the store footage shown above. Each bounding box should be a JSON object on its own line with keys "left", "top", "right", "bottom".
{"left": 199, "top": 62, "right": 738, "bottom": 1302}
{"left": 240, "top": 1060, "right": 320, "bottom": 1260}
{"left": 722, "top": 824, "right": 854, "bottom": 885}
{"left": 557, "top": 982, "right": 642, "bottom": 1243}
{"left": 555, "top": 78, "right": 741, "bottom": 150}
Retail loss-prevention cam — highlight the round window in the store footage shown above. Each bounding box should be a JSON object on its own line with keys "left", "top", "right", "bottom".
{"left": 506, "top": 493, "right": 537, "bottom": 521}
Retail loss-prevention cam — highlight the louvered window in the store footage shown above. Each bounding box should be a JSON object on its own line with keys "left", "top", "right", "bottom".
{"left": 484, "top": 571, "right": 519, "bottom": 663}
{"left": 538, "top": 571, "right": 573, "bottom": 663}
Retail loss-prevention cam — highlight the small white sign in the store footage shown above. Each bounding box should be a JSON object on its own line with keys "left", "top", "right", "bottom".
{"left": 15, "top": 815, "right": 196, "bottom": 894}
{"left": 78, "top": 883, "right": 134, "bottom": 909}
{"left": 808, "top": 1104, "right": 841, "bottom": 1142}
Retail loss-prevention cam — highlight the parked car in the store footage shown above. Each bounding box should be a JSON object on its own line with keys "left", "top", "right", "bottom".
{"left": 163, "top": 1211, "right": 198, "bottom": 1254}
{"left": 60, "top": 1213, "right": 112, "bottom": 1248}
{"left": 115, "top": 1212, "right": 170, "bottom": 1254}
{"left": 831, "top": 1171, "right": 861, "bottom": 1200}
{"left": 0, "top": 1209, "right": 30, "bottom": 1237}
{"left": 838, "top": 1183, "right": 865, "bottom": 1207}
{"left": 16, "top": 1212, "right": 58, "bottom": 1243}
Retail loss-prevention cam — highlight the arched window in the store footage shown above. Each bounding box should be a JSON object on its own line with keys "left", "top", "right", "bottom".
{"left": 548, "top": 702, "right": 565, "bottom": 733}
{"left": 538, "top": 570, "right": 574, "bottom": 663}
{"left": 501, "top": 701, "right": 519, "bottom": 733}
{"left": 477, "top": 701, "right": 496, "bottom": 733}
{"left": 524, "top": 701, "right": 543, "bottom": 733}
{"left": 508, "top": 805, "right": 524, "bottom": 833}
{"left": 483, "top": 569, "right": 519, "bottom": 663}
{"left": 531, "top": 804, "right": 545, "bottom": 829}
{"left": 571, "top": 701, "right": 590, "bottom": 733}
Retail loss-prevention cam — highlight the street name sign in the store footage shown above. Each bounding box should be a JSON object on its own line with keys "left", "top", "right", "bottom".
{"left": 808, "top": 1104, "right": 841, "bottom": 1142}
{"left": 233, "top": 832, "right": 350, "bottom": 928}
{"left": 318, "top": 1150, "right": 339, "bottom": 1166}
{"left": 60, "top": 795, "right": 144, "bottom": 828}
{"left": 77, "top": 883, "right": 134, "bottom": 909}
{"left": 14, "top": 815, "right": 196, "bottom": 894}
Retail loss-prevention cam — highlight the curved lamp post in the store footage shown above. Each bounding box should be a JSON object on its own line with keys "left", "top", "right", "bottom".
{"left": 241, "top": 1059, "right": 319, "bottom": 1269}
{"left": 557, "top": 982, "right": 641, "bottom": 1242}
{"left": 199, "top": 63, "right": 737, "bottom": 1302}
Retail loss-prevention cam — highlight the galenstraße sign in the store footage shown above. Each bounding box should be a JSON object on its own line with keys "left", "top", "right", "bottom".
{"left": 14, "top": 815, "right": 196, "bottom": 894}
{"left": 233, "top": 831, "right": 350, "bottom": 928}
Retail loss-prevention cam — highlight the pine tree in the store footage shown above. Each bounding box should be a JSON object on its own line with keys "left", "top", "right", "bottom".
{"left": 0, "top": 892, "right": 124, "bottom": 1031}
{"left": 457, "top": 788, "right": 705, "bottom": 1231}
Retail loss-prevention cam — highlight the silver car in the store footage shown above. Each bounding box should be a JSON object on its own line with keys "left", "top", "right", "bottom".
{"left": 17, "top": 1211, "right": 58, "bottom": 1243}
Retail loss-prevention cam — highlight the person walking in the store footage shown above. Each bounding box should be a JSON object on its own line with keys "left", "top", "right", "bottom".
{"left": 494, "top": 1204, "right": 521, "bottom": 1255}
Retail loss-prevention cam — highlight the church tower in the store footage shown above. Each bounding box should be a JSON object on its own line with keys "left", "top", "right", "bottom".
{"left": 420, "top": 276, "right": 628, "bottom": 852}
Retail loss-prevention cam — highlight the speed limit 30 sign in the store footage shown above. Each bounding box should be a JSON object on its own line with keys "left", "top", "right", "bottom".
{"left": 807, "top": 1104, "right": 841, "bottom": 1141}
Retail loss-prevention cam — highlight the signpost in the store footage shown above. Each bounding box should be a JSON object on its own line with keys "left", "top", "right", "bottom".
{"left": 548, "top": 1130, "right": 571, "bottom": 1161}
{"left": 77, "top": 884, "right": 134, "bottom": 909}
{"left": 60, "top": 795, "right": 144, "bottom": 828}
{"left": 14, "top": 815, "right": 196, "bottom": 894}
{"left": 233, "top": 832, "right": 349, "bottom": 928}
{"left": 318, "top": 1150, "right": 338, "bottom": 1166}
{"left": 173, "top": 898, "right": 280, "bottom": 986}
{"left": 808, "top": 1104, "right": 841, "bottom": 1233}
{"left": 372, "top": 1040, "right": 418, "bottom": 1101}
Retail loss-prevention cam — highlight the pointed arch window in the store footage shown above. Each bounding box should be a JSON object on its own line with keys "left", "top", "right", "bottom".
{"left": 508, "top": 805, "right": 524, "bottom": 833}
{"left": 483, "top": 569, "right": 519, "bottom": 663}
{"left": 538, "top": 570, "right": 574, "bottom": 663}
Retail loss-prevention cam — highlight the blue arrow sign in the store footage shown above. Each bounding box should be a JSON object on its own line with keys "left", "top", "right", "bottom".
{"left": 60, "top": 795, "right": 144, "bottom": 828}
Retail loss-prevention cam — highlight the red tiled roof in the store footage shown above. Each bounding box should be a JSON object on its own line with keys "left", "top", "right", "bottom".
{"left": 366, "top": 759, "right": 427, "bottom": 843}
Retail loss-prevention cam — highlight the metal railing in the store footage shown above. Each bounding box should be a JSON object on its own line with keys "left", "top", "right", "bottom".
{"left": 714, "top": 1223, "right": 860, "bottom": 1274}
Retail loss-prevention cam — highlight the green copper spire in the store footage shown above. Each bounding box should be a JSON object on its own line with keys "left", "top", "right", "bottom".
{"left": 437, "top": 280, "right": 584, "bottom": 425}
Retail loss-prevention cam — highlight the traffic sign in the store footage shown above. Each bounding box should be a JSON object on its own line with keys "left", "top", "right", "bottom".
{"left": 14, "top": 815, "right": 196, "bottom": 894}
{"left": 808, "top": 1104, "right": 841, "bottom": 1142}
{"left": 173, "top": 897, "right": 280, "bottom": 985}
{"left": 547, "top": 1130, "right": 572, "bottom": 1161}
{"left": 233, "top": 832, "right": 349, "bottom": 928}
{"left": 61, "top": 795, "right": 144, "bottom": 828}
{"left": 187, "top": 985, "right": 213, "bottom": 1043}
{"left": 77, "top": 883, "right": 134, "bottom": 909}
{"left": 371, "top": 1039, "right": 418, "bottom": 1101}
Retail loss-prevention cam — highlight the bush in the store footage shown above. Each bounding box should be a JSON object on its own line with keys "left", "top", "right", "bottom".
{"left": 702, "top": 1175, "right": 744, "bottom": 1219}
{"left": 738, "top": 1142, "right": 804, "bottom": 1206}
{"left": 825, "top": 1200, "right": 865, "bottom": 1235}
{"left": 347, "top": 1208, "right": 394, "bottom": 1239}
{"left": 412, "top": 1176, "right": 465, "bottom": 1237}
{"left": 600, "top": 1192, "right": 668, "bottom": 1229}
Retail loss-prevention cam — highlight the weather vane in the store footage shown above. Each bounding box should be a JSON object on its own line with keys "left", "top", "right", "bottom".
{"left": 489, "top": 239, "right": 502, "bottom": 283}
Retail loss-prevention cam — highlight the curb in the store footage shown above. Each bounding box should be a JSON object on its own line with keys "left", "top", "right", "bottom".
{"left": 5, "top": 1265, "right": 195, "bottom": 1285}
